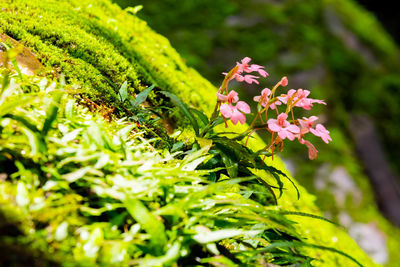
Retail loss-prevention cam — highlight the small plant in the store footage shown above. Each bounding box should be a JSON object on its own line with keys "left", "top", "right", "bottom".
{"left": 162, "top": 57, "right": 332, "bottom": 200}
{"left": 213, "top": 57, "right": 331, "bottom": 160}
{"left": 166, "top": 57, "right": 331, "bottom": 162}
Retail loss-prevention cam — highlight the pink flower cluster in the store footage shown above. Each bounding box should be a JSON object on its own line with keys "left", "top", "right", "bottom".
{"left": 223, "top": 57, "right": 268, "bottom": 85}
{"left": 216, "top": 57, "right": 332, "bottom": 160}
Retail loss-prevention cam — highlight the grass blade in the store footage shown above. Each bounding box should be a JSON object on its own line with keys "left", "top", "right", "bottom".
{"left": 118, "top": 81, "right": 128, "bottom": 102}
{"left": 131, "top": 84, "right": 155, "bottom": 108}
{"left": 240, "top": 241, "right": 363, "bottom": 267}
{"left": 161, "top": 91, "right": 199, "bottom": 136}
{"left": 124, "top": 196, "right": 167, "bottom": 255}
{"left": 279, "top": 211, "right": 342, "bottom": 228}
{"left": 42, "top": 91, "right": 63, "bottom": 136}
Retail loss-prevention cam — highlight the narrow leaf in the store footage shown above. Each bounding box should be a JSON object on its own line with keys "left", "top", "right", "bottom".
{"left": 42, "top": 91, "right": 63, "bottom": 136}
{"left": 194, "top": 228, "right": 262, "bottom": 244}
{"left": 11, "top": 58, "right": 23, "bottom": 79}
{"left": 131, "top": 84, "right": 155, "bottom": 108}
{"left": 243, "top": 241, "right": 363, "bottom": 267}
{"left": 279, "top": 211, "right": 342, "bottom": 227}
{"left": 118, "top": 81, "right": 128, "bottom": 102}
{"left": 160, "top": 91, "right": 199, "bottom": 136}
{"left": 190, "top": 108, "right": 209, "bottom": 125}
{"left": 219, "top": 149, "right": 238, "bottom": 178}
{"left": 124, "top": 196, "right": 167, "bottom": 255}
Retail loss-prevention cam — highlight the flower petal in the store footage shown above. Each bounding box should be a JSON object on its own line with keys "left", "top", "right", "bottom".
{"left": 278, "top": 130, "right": 287, "bottom": 140}
{"left": 257, "top": 69, "right": 268, "bottom": 77}
{"left": 286, "top": 131, "right": 295, "bottom": 141}
{"left": 236, "top": 101, "right": 250, "bottom": 114}
{"left": 287, "top": 124, "right": 300, "bottom": 133}
{"left": 217, "top": 93, "right": 228, "bottom": 102}
{"left": 243, "top": 75, "right": 259, "bottom": 84}
{"left": 220, "top": 104, "right": 233, "bottom": 118}
{"left": 268, "top": 121, "right": 281, "bottom": 132}
{"left": 231, "top": 109, "right": 246, "bottom": 125}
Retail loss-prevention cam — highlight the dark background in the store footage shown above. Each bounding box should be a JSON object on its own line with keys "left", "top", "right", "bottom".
{"left": 358, "top": 0, "right": 400, "bottom": 44}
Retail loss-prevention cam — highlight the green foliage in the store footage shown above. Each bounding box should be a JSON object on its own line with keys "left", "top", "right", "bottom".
{"left": 0, "top": 70, "right": 368, "bottom": 266}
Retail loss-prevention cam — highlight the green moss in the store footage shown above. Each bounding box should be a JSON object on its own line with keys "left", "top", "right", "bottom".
{"left": 0, "top": 0, "right": 216, "bottom": 111}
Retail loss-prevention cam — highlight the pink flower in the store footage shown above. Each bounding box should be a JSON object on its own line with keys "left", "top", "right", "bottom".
{"left": 220, "top": 101, "right": 250, "bottom": 125}
{"left": 253, "top": 88, "right": 271, "bottom": 107}
{"left": 235, "top": 74, "right": 260, "bottom": 84}
{"left": 223, "top": 57, "right": 268, "bottom": 84}
{"left": 267, "top": 113, "right": 300, "bottom": 141}
{"left": 237, "top": 57, "right": 268, "bottom": 77}
{"left": 310, "top": 124, "right": 332, "bottom": 144}
{"left": 277, "top": 89, "right": 295, "bottom": 104}
{"left": 218, "top": 90, "right": 250, "bottom": 125}
{"left": 278, "top": 89, "right": 326, "bottom": 110}
{"left": 298, "top": 116, "right": 319, "bottom": 134}
{"left": 280, "top": 76, "right": 288, "bottom": 87}
{"left": 217, "top": 90, "right": 239, "bottom": 103}
{"left": 253, "top": 88, "right": 281, "bottom": 109}
{"left": 298, "top": 138, "right": 318, "bottom": 160}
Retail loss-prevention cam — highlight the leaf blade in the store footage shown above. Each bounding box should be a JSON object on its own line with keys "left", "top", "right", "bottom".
{"left": 160, "top": 91, "right": 199, "bottom": 135}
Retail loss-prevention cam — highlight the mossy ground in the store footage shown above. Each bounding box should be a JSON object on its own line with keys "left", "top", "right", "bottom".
{"left": 0, "top": 0, "right": 387, "bottom": 265}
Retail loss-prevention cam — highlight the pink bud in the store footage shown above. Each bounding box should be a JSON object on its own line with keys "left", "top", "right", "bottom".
{"left": 280, "top": 76, "right": 288, "bottom": 87}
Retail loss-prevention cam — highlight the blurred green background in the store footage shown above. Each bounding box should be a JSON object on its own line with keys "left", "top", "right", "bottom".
{"left": 112, "top": 0, "right": 400, "bottom": 264}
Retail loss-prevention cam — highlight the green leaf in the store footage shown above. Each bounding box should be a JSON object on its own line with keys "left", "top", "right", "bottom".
{"left": 11, "top": 58, "right": 23, "bottom": 79}
{"left": 139, "top": 242, "right": 180, "bottom": 267}
{"left": 243, "top": 241, "right": 363, "bottom": 267}
{"left": 201, "top": 256, "right": 238, "bottom": 266}
{"left": 62, "top": 166, "right": 91, "bottom": 183}
{"left": 124, "top": 196, "right": 167, "bottom": 255}
{"left": 181, "top": 155, "right": 213, "bottom": 171}
{"left": 20, "top": 126, "right": 40, "bottom": 157}
{"left": 83, "top": 227, "right": 103, "bottom": 259}
{"left": 118, "top": 81, "right": 128, "bottom": 102}
{"left": 260, "top": 164, "right": 299, "bottom": 199}
{"left": 117, "top": 124, "right": 136, "bottom": 140}
{"left": 16, "top": 181, "right": 29, "bottom": 207}
{"left": 201, "top": 116, "right": 224, "bottom": 136}
{"left": 55, "top": 221, "right": 69, "bottom": 241}
{"left": 279, "top": 211, "right": 342, "bottom": 228}
{"left": 42, "top": 91, "right": 63, "bottom": 136}
{"left": 4, "top": 114, "right": 46, "bottom": 155}
{"left": 0, "top": 95, "right": 34, "bottom": 117}
{"left": 126, "top": 5, "right": 143, "bottom": 15}
{"left": 131, "top": 84, "right": 155, "bottom": 108}
{"left": 160, "top": 91, "right": 199, "bottom": 136}
{"left": 170, "top": 141, "right": 184, "bottom": 153}
{"left": 190, "top": 108, "right": 209, "bottom": 125}
{"left": 87, "top": 121, "right": 105, "bottom": 148}
{"left": 193, "top": 228, "right": 262, "bottom": 244}
{"left": 218, "top": 148, "right": 238, "bottom": 178}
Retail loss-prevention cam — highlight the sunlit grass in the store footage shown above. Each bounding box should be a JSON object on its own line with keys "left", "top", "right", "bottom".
{"left": 0, "top": 69, "right": 361, "bottom": 266}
